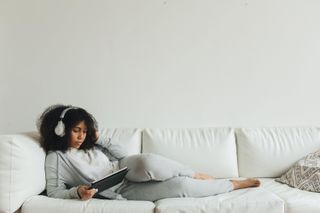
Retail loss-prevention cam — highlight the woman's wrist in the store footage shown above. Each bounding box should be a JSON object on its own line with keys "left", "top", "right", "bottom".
{"left": 77, "top": 187, "right": 82, "bottom": 199}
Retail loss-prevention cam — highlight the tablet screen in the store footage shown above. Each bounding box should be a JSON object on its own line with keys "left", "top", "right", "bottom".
{"left": 90, "top": 167, "right": 129, "bottom": 192}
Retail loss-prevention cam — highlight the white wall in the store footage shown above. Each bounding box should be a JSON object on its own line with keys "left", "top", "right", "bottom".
{"left": 1, "top": 0, "right": 320, "bottom": 134}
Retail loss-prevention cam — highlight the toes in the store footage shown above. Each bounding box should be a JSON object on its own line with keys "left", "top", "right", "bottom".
{"left": 253, "top": 180, "right": 260, "bottom": 187}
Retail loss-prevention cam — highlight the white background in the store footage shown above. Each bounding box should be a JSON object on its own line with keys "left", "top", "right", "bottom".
{"left": 1, "top": 0, "right": 320, "bottom": 134}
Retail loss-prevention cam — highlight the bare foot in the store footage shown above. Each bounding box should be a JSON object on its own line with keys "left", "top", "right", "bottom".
{"left": 193, "top": 172, "right": 214, "bottom": 180}
{"left": 231, "top": 178, "right": 260, "bottom": 190}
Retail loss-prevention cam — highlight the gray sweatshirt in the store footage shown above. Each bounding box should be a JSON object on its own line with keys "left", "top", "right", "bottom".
{"left": 45, "top": 137, "right": 127, "bottom": 199}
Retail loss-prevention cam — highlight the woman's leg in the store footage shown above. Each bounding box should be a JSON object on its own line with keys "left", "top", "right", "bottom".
{"left": 231, "top": 179, "right": 260, "bottom": 189}
{"left": 119, "top": 153, "right": 195, "bottom": 182}
{"left": 118, "top": 177, "right": 234, "bottom": 201}
{"left": 118, "top": 177, "right": 260, "bottom": 201}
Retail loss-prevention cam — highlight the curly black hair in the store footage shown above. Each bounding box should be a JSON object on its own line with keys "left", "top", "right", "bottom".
{"left": 37, "top": 104, "right": 98, "bottom": 153}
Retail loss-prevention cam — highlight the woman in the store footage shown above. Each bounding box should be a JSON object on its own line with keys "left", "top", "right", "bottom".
{"left": 38, "top": 104, "right": 260, "bottom": 201}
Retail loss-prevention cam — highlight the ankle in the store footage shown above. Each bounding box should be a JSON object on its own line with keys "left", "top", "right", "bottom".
{"left": 231, "top": 180, "right": 240, "bottom": 190}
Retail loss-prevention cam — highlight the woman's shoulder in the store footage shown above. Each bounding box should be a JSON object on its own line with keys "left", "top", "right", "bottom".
{"left": 47, "top": 147, "right": 101, "bottom": 157}
{"left": 46, "top": 150, "right": 66, "bottom": 161}
{"left": 47, "top": 150, "right": 64, "bottom": 155}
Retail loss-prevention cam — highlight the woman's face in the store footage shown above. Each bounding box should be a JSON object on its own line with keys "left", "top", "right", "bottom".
{"left": 69, "top": 121, "right": 87, "bottom": 149}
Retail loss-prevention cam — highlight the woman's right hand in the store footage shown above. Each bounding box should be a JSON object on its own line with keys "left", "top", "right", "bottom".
{"left": 94, "top": 129, "right": 100, "bottom": 142}
{"left": 77, "top": 185, "right": 98, "bottom": 200}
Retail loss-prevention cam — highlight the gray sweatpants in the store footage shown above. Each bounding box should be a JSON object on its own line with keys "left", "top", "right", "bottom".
{"left": 119, "top": 153, "right": 195, "bottom": 182}
{"left": 117, "top": 153, "right": 234, "bottom": 201}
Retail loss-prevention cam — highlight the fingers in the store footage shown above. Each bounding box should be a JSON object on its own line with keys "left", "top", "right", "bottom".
{"left": 94, "top": 129, "right": 100, "bottom": 139}
{"left": 93, "top": 129, "right": 100, "bottom": 142}
{"left": 193, "top": 172, "right": 213, "bottom": 180}
{"left": 81, "top": 189, "right": 98, "bottom": 200}
{"left": 78, "top": 185, "right": 98, "bottom": 201}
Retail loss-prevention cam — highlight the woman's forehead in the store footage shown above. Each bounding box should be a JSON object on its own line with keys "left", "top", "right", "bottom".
{"left": 74, "top": 120, "right": 87, "bottom": 128}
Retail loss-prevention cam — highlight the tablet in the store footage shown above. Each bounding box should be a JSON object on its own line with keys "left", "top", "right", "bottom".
{"left": 89, "top": 167, "right": 129, "bottom": 192}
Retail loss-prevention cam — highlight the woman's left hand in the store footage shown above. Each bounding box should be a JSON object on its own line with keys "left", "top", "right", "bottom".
{"left": 77, "top": 185, "right": 98, "bottom": 200}
{"left": 193, "top": 172, "right": 214, "bottom": 180}
{"left": 94, "top": 129, "right": 100, "bottom": 142}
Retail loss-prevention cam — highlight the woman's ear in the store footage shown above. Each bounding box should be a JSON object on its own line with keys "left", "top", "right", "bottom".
{"left": 55, "top": 121, "right": 66, "bottom": 137}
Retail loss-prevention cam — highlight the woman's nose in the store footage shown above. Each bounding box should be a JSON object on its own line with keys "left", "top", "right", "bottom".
{"left": 78, "top": 132, "right": 84, "bottom": 139}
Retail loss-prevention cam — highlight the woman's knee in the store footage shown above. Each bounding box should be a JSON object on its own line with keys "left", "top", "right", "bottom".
{"left": 121, "top": 154, "right": 151, "bottom": 167}
{"left": 120, "top": 153, "right": 160, "bottom": 182}
{"left": 133, "top": 153, "right": 157, "bottom": 170}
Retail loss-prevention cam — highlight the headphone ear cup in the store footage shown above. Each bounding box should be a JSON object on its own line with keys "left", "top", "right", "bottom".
{"left": 55, "top": 120, "right": 65, "bottom": 137}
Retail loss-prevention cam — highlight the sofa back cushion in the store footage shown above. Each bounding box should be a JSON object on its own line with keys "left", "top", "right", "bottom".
{"left": 0, "top": 132, "right": 46, "bottom": 213}
{"left": 98, "top": 128, "right": 142, "bottom": 155}
{"left": 237, "top": 127, "right": 320, "bottom": 178}
{"left": 142, "top": 128, "right": 238, "bottom": 178}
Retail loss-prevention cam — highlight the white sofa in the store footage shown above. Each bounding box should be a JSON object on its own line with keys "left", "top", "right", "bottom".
{"left": 1, "top": 127, "right": 320, "bottom": 213}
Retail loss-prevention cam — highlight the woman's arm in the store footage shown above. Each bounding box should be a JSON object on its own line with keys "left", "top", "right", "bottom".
{"left": 95, "top": 129, "right": 128, "bottom": 160}
{"left": 45, "top": 152, "right": 80, "bottom": 199}
{"left": 46, "top": 152, "right": 98, "bottom": 200}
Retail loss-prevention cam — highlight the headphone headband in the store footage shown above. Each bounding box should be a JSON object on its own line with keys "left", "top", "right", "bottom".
{"left": 59, "top": 107, "right": 76, "bottom": 119}
{"left": 54, "top": 106, "right": 77, "bottom": 137}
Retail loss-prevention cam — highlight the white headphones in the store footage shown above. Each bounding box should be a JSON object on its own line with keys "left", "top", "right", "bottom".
{"left": 54, "top": 107, "right": 77, "bottom": 137}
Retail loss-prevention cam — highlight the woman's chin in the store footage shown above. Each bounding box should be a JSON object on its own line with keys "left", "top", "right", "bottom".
{"left": 70, "top": 143, "right": 82, "bottom": 149}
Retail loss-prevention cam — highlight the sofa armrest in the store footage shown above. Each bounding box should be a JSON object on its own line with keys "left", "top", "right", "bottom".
{"left": 0, "top": 132, "right": 46, "bottom": 213}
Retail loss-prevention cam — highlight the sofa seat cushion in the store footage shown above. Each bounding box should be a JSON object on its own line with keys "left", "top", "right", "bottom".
{"left": 21, "top": 195, "right": 155, "bottom": 213}
{"left": 260, "top": 178, "right": 320, "bottom": 213}
{"left": 154, "top": 186, "right": 283, "bottom": 213}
